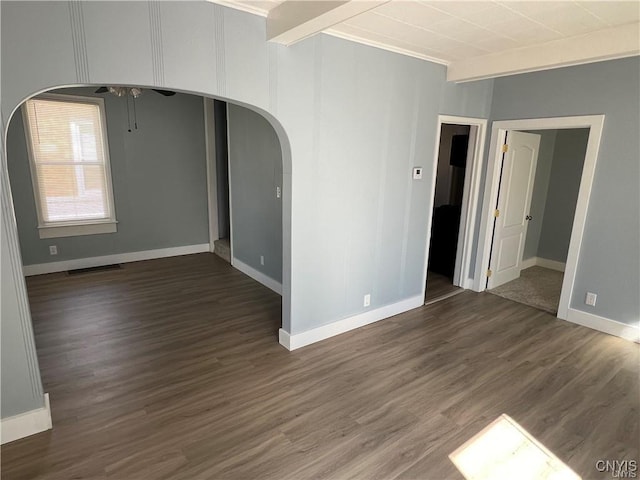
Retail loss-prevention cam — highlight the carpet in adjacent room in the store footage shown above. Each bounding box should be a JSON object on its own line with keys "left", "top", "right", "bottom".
{"left": 488, "top": 266, "right": 563, "bottom": 315}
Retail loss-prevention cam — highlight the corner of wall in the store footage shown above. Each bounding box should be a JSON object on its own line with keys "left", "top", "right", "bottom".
{"left": 0, "top": 393, "right": 52, "bottom": 445}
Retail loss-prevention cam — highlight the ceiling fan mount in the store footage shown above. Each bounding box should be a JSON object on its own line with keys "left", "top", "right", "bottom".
{"left": 94, "top": 86, "right": 176, "bottom": 132}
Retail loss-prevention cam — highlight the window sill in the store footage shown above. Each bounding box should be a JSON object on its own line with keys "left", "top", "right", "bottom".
{"left": 38, "top": 221, "right": 117, "bottom": 239}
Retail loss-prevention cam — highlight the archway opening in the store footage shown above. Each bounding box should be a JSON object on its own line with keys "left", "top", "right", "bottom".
{"left": 3, "top": 84, "right": 293, "bottom": 422}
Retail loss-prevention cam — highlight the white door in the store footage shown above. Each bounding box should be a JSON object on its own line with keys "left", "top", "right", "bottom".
{"left": 488, "top": 131, "right": 540, "bottom": 289}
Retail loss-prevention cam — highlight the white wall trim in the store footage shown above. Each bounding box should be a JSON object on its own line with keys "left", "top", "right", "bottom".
{"left": 1, "top": 393, "right": 52, "bottom": 445}
{"left": 566, "top": 308, "right": 639, "bottom": 343}
{"left": 211, "top": 0, "right": 270, "bottom": 18}
{"left": 422, "top": 115, "right": 487, "bottom": 301}
{"left": 37, "top": 221, "right": 118, "bottom": 239}
{"left": 461, "top": 278, "right": 475, "bottom": 290}
{"left": 226, "top": 105, "right": 235, "bottom": 261}
{"left": 448, "top": 23, "right": 640, "bottom": 83}
{"left": 279, "top": 294, "right": 423, "bottom": 350}
{"left": 475, "top": 115, "right": 604, "bottom": 323}
{"left": 324, "top": 29, "right": 449, "bottom": 66}
{"left": 535, "top": 257, "right": 566, "bottom": 273}
{"left": 521, "top": 256, "right": 566, "bottom": 272}
{"left": 232, "top": 257, "right": 282, "bottom": 295}
{"left": 22, "top": 244, "right": 210, "bottom": 276}
{"left": 278, "top": 328, "right": 292, "bottom": 350}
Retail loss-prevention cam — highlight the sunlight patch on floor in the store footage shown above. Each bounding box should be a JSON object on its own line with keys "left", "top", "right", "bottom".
{"left": 450, "top": 414, "right": 581, "bottom": 480}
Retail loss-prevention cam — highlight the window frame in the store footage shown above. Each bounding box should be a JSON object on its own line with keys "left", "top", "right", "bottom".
{"left": 22, "top": 93, "right": 118, "bottom": 239}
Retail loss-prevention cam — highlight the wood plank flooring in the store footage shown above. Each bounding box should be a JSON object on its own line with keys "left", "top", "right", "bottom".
{"left": 1, "top": 253, "right": 638, "bottom": 479}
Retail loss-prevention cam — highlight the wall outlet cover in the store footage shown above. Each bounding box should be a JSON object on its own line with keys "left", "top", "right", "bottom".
{"left": 364, "top": 294, "right": 371, "bottom": 307}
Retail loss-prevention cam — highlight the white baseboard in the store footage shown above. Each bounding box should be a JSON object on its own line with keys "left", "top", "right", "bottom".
{"left": 566, "top": 308, "right": 639, "bottom": 343}
{"left": 279, "top": 295, "right": 424, "bottom": 351}
{"left": 278, "top": 328, "right": 292, "bottom": 350}
{"left": 23, "top": 244, "right": 210, "bottom": 276}
{"left": 536, "top": 257, "right": 566, "bottom": 272}
{"left": 521, "top": 256, "right": 566, "bottom": 272}
{"left": 1, "top": 394, "right": 52, "bottom": 445}
{"left": 232, "top": 258, "right": 282, "bottom": 295}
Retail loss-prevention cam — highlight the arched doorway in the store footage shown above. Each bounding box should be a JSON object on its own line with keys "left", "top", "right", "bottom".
{"left": 1, "top": 83, "right": 293, "bottom": 433}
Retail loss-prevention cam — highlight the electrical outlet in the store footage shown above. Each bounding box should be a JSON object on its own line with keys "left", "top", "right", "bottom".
{"left": 260, "top": 255, "right": 264, "bottom": 266}
{"left": 276, "top": 186, "right": 281, "bottom": 199}
{"left": 585, "top": 292, "right": 597, "bottom": 306}
{"left": 363, "top": 294, "right": 371, "bottom": 307}
{"left": 49, "top": 245, "right": 58, "bottom": 255}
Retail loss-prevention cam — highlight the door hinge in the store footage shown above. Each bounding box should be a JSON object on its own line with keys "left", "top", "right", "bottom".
{"left": 486, "top": 269, "right": 492, "bottom": 278}
{"left": 494, "top": 209, "right": 500, "bottom": 218}
{"left": 502, "top": 144, "right": 509, "bottom": 153}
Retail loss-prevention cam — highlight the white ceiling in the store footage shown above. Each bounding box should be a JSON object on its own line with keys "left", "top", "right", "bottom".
{"left": 213, "top": 1, "right": 640, "bottom": 80}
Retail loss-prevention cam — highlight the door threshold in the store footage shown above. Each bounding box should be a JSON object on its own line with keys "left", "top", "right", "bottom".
{"left": 424, "top": 288, "right": 464, "bottom": 306}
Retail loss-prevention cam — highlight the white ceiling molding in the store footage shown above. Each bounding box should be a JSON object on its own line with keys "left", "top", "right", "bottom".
{"left": 211, "top": 0, "right": 274, "bottom": 18}
{"left": 447, "top": 22, "right": 640, "bottom": 82}
{"left": 267, "top": 0, "right": 389, "bottom": 46}
{"left": 324, "top": 26, "right": 449, "bottom": 66}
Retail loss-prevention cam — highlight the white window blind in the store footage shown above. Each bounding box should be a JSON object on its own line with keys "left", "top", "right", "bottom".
{"left": 23, "top": 96, "right": 115, "bottom": 226}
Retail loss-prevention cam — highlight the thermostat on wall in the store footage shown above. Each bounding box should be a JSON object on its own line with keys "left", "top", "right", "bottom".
{"left": 413, "top": 167, "right": 423, "bottom": 180}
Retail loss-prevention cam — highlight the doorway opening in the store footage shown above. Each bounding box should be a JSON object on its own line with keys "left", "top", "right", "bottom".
{"left": 204, "top": 97, "right": 283, "bottom": 294}
{"left": 475, "top": 115, "right": 605, "bottom": 325}
{"left": 424, "top": 115, "right": 487, "bottom": 305}
{"left": 485, "top": 128, "right": 589, "bottom": 315}
{"left": 208, "top": 99, "right": 231, "bottom": 263}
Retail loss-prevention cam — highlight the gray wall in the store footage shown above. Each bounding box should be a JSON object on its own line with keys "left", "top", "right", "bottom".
{"left": 0, "top": 1, "right": 494, "bottom": 418}
{"left": 228, "top": 103, "right": 283, "bottom": 283}
{"left": 523, "top": 130, "right": 556, "bottom": 260}
{"left": 490, "top": 57, "right": 640, "bottom": 324}
{"left": 522, "top": 128, "right": 588, "bottom": 263}
{"left": 537, "top": 129, "right": 588, "bottom": 263}
{"left": 7, "top": 87, "right": 209, "bottom": 265}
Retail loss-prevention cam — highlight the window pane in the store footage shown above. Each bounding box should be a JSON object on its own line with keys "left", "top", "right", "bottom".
{"left": 26, "top": 99, "right": 106, "bottom": 165}
{"left": 36, "top": 164, "right": 110, "bottom": 222}
{"left": 24, "top": 97, "right": 113, "bottom": 225}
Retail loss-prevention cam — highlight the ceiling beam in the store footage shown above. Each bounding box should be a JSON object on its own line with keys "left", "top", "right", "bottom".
{"left": 448, "top": 23, "right": 640, "bottom": 83}
{"left": 267, "top": 0, "right": 389, "bottom": 46}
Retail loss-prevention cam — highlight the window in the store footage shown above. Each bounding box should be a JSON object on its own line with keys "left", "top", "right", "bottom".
{"left": 23, "top": 94, "right": 117, "bottom": 239}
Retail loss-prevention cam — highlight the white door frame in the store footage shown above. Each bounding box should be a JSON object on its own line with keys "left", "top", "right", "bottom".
{"left": 474, "top": 115, "right": 605, "bottom": 320}
{"left": 203, "top": 97, "right": 219, "bottom": 252}
{"left": 422, "top": 115, "right": 487, "bottom": 297}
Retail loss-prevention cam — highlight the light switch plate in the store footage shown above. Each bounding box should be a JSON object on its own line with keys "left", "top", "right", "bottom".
{"left": 413, "top": 167, "right": 423, "bottom": 180}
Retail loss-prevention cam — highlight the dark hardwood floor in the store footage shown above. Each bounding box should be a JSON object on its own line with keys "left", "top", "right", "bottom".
{"left": 2, "top": 253, "right": 638, "bottom": 479}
